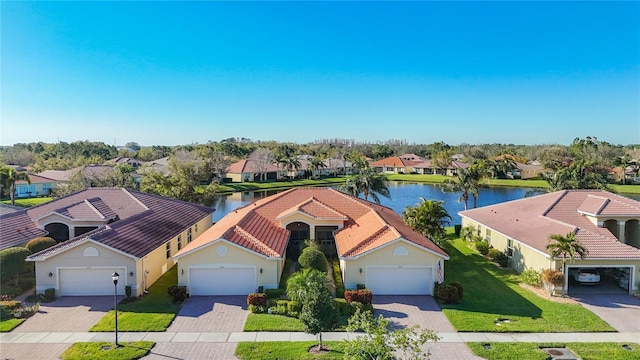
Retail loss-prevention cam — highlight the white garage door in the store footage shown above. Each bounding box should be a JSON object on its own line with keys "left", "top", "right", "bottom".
{"left": 366, "top": 266, "right": 432, "bottom": 295}
{"left": 59, "top": 268, "right": 126, "bottom": 296}
{"left": 189, "top": 267, "right": 256, "bottom": 295}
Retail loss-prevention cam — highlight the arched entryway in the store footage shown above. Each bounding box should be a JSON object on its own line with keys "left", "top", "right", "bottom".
{"left": 44, "top": 222, "right": 70, "bottom": 242}
{"left": 603, "top": 219, "right": 619, "bottom": 239}
{"left": 625, "top": 219, "right": 640, "bottom": 248}
{"left": 286, "top": 222, "right": 310, "bottom": 259}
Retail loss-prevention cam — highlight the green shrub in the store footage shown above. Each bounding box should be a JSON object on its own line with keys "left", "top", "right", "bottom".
{"left": 246, "top": 292, "right": 267, "bottom": 306}
{"left": 297, "top": 247, "right": 328, "bottom": 272}
{"left": 437, "top": 284, "right": 461, "bottom": 304}
{"left": 454, "top": 224, "right": 462, "bottom": 236}
{"left": 24, "top": 237, "right": 57, "bottom": 254}
{"left": 125, "top": 285, "right": 132, "bottom": 297}
{"left": 248, "top": 304, "right": 266, "bottom": 313}
{"left": 275, "top": 300, "right": 290, "bottom": 316}
{"left": 0, "top": 305, "right": 12, "bottom": 320}
{"left": 494, "top": 252, "right": 510, "bottom": 267}
{"left": 349, "top": 301, "right": 373, "bottom": 314}
{"left": 449, "top": 281, "right": 464, "bottom": 299}
{"left": 17, "top": 276, "right": 35, "bottom": 292}
{"left": 13, "top": 303, "right": 39, "bottom": 319}
{"left": 344, "top": 289, "right": 373, "bottom": 305}
{"left": 264, "top": 288, "right": 286, "bottom": 299}
{"left": 488, "top": 248, "right": 502, "bottom": 260}
{"left": 475, "top": 241, "right": 490, "bottom": 255}
{"left": 541, "top": 269, "right": 564, "bottom": 286}
{"left": 0, "top": 247, "right": 32, "bottom": 285}
{"left": 44, "top": 288, "right": 56, "bottom": 302}
{"left": 520, "top": 268, "right": 542, "bottom": 287}
{"left": 356, "top": 283, "right": 366, "bottom": 290}
{"left": 333, "top": 298, "right": 352, "bottom": 316}
{"left": 1, "top": 286, "right": 23, "bottom": 298}
{"left": 166, "top": 285, "right": 188, "bottom": 303}
{"left": 333, "top": 260, "right": 345, "bottom": 298}
{"left": 287, "top": 300, "right": 301, "bottom": 315}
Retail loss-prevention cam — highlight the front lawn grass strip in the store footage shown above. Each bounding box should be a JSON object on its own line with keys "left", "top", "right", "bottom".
{"left": 90, "top": 266, "right": 180, "bottom": 332}
{"left": 243, "top": 313, "right": 349, "bottom": 332}
{"left": 468, "top": 342, "right": 640, "bottom": 360}
{"left": 60, "top": 341, "right": 154, "bottom": 360}
{"left": 235, "top": 341, "right": 345, "bottom": 360}
{"left": 0, "top": 318, "right": 25, "bottom": 332}
{"left": 441, "top": 239, "right": 614, "bottom": 333}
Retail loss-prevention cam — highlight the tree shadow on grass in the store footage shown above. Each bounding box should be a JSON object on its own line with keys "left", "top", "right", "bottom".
{"left": 441, "top": 241, "right": 542, "bottom": 320}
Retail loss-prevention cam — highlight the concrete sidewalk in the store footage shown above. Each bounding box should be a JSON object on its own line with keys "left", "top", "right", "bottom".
{"left": 2, "top": 331, "right": 640, "bottom": 344}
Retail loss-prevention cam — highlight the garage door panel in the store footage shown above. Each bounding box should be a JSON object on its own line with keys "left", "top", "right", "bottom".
{"left": 366, "top": 267, "right": 432, "bottom": 295}
{"left": 60, "top": 268, "right": 126, "bottom": 296}
{"left": 190, "top": 267, "right": 256, "bottom": 296}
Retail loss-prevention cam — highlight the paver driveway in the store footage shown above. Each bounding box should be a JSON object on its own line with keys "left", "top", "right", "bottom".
{"left": 572, "top": 294, "right": 640, "bottom": 332}
{"left": 167, "top": 296, "right": 248, "bottom": 332}
{"left": 373, "top": 295, "right": 482, "bottom": 360}
{"left": 15, "top": 296, "right": 114, "bottom": 332}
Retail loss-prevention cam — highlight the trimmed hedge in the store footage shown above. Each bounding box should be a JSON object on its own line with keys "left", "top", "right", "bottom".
{"left": 475, "top": 241, "right": 490, "bottom": 255}
{"left": 437, "top": 284, "right": 461, "bottom": 304}
{"left": 298, "top": 247, "right": 328, "bottom": 272}
{"left": 25, "top": 237, "right": 57, "bottom": 254}
{"left": 247, "top": 292, "right": 267, "bottom": 306}
{"left": 0, "top": 247, "right": 32, "bottom": 284}
{"left": 333, "top": 260, "right": 344, "bottom": 298}
{"left": 344, "top": 289, "right": 372, "bottom": 305}
{"left": 167, "top": 285, "right": 188, "bottom": 303}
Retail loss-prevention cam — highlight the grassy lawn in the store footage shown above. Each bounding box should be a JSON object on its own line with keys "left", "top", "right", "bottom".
{"left": 90, "top": 266, "right": 180, "bottom": 332}
{"left": 0, "top": 318, "right": 25, "bottom": 332}
{"left": 1, "top": 197, "right": 53, "bottom": 207}
{"left": 243, "top": 313, "right": 349, "bottom": 332}
{"left": 217, "top": 178, "right": 346, "bottom": 194}
{"left": 440, "top": 239, "right": 614, "bottom": 332}
{"left": 60, "top": 341, "right": 154, "bottom": 360}
{"left": 236, "top": 341, "right": 345, "bottom": 360}
{"left": 468, "top": 342, "right": 640, "bottom": 360}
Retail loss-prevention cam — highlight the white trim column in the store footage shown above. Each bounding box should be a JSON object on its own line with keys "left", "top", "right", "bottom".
{"left": 618, "top": 221, "right": 626, "bottom": 244}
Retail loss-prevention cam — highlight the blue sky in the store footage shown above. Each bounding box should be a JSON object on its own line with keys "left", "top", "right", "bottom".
{"left": 2, "top": 1, "right": 639, "bottom": 147}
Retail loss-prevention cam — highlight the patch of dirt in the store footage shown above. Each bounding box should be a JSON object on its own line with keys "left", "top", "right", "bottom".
{"left": 519, "top": 283, "right": 578, "bottom": 304}
{"left": 308, "top": 345, "right": 332, "bottom": 355}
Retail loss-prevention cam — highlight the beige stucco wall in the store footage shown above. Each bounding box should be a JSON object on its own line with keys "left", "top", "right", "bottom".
{"left": 176, "top": 240, "right": 281, "bottom": 292}
{"left": 341, "top": 239, "right": 445, "bottom": 294}
{"left": 34, "top": 241, "right": 136, "bottom": 297}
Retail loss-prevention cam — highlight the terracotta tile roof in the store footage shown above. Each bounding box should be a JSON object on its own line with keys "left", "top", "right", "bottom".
{"left": 35, "top": 170, "right": 71, "bottom": 182}
{"left": 0, "top": 211, "right": 47, "bottom": 248}
{"left": 227, "top": 159, "right": 279, "bottom": 173}
{"left": 370, "top": 156, "right": 422, "bottom": 167}
{"left": 6, "top": 188, "right": 214, "bottom": 259}
{"left": 0, "top": 204, "right": 24, "bottom": 216}
{"left": 460, "top": 190, "right": 640, "bottom": 259}
{"left": 175, "top": 187, "right": 449, "bottom": 259}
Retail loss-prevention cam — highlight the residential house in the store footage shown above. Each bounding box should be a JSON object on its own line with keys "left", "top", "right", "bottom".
{"left": 14, "top": 174, "right": 58, "bottom": 198}
{"left": 459, "top": 190, "right": 640, "bottom": 294}
{"left": 173, "top": 187, "right": 449, "bottom": 296}
{"left": 0, "top": 188, "right": 215, "bottom": 297}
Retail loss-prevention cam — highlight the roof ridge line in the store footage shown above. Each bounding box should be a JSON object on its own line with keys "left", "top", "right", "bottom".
{"left": 83, "top": 198, "right": 108, "bottom": 219}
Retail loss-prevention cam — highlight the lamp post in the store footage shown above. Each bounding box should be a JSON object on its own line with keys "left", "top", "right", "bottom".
{"left": 111, "top": 271, "right": 119, "bottom": 347}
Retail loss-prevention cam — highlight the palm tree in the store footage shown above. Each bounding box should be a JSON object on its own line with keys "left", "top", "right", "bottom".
{"left": 440, "top": 168, "right": 482, "bottom": 210}
{"left": 339, "top": 166, "right": 390, "bottom": 203}
{"left": 0, "top": 167, "right": 31, "bottom": 205}
{"left": 286, "top": 268, "right": 335, "bottom": 303}
{"left": 546, "top": 232, "right": 588, "bottom": 295}
{"left": 307, "top": 157, "right": 327, "bottom": 179}
{"left": 403, "top": 198, "right": 452, "bottom": 242}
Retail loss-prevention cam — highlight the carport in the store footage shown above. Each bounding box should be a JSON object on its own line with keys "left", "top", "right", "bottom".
{"left": 566, "top": 265, "right": 633, "bottom": 295}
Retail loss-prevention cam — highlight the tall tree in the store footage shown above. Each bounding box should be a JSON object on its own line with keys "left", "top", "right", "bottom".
{"left": 546, "top": 232, "right": 588, "bottom": 295}
{"left": 339, "top": 166, "right": 390, "bottom": 203}
{"left": 0, "top": 167, "right": 31, "bottom": 205}
{"left": 249, "top": 148, "right": 274, "bottom": 181}
{"left": 286, "top": 269, "right": 337, "bottom": 350}
{"left": 403, "top": 198, "right": 452, "bottom": 243}
{"left": 440, "top": 168, "right": 482, "bottom": 210}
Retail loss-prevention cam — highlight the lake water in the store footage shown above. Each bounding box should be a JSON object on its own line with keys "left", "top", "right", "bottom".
{"left": 213, "top": 183, "right": 640, "bottom": 225}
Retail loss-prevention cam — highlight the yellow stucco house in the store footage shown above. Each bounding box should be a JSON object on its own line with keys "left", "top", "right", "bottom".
{"left": 4, "top": 188, "right": 216, "bottom": 297}
{"left": 459, "top": 190, "right": 640, "bottom": 295}
{"left": 174, "top": 187, "right": 449, "bottom": 296}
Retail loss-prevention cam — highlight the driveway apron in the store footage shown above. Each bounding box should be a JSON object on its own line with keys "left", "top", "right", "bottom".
{"left": 373, "top": 295, "right": 456, "bottom": 332}
{"left": 168, "top": 296, "right": 248, "bottom": 332}
{"left": 0, "top": 343, "right": 70, "bottom": 360}
{"left": 572, "top": 294, "right": 640, "bottom": 332}
{"left": 15, "top": 296, "right": 114, "bottom": 332}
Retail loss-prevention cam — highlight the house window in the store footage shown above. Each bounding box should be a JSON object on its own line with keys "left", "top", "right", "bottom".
{"left": 177, "top": 235, "right": 182, "bottom": 251}
{"left": 166, "top": 242, "right": 171, "bottom": 259}
{"left": 507, "top": 239, "right": 514, "bottom": 257}
{"left": 187, "top": 228, "right": 192, "bottom": 243}
{"left": 287, "top": 222, "right": 310, "bottom": 241}
{"left": 195, "top": 223, "right": 198, "bottom": 233}
{"left": 485, "top": 229, "right": 492, "bottom": 245}
{"left": 316, "top": 227, "right": 336, "bottom": 242}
